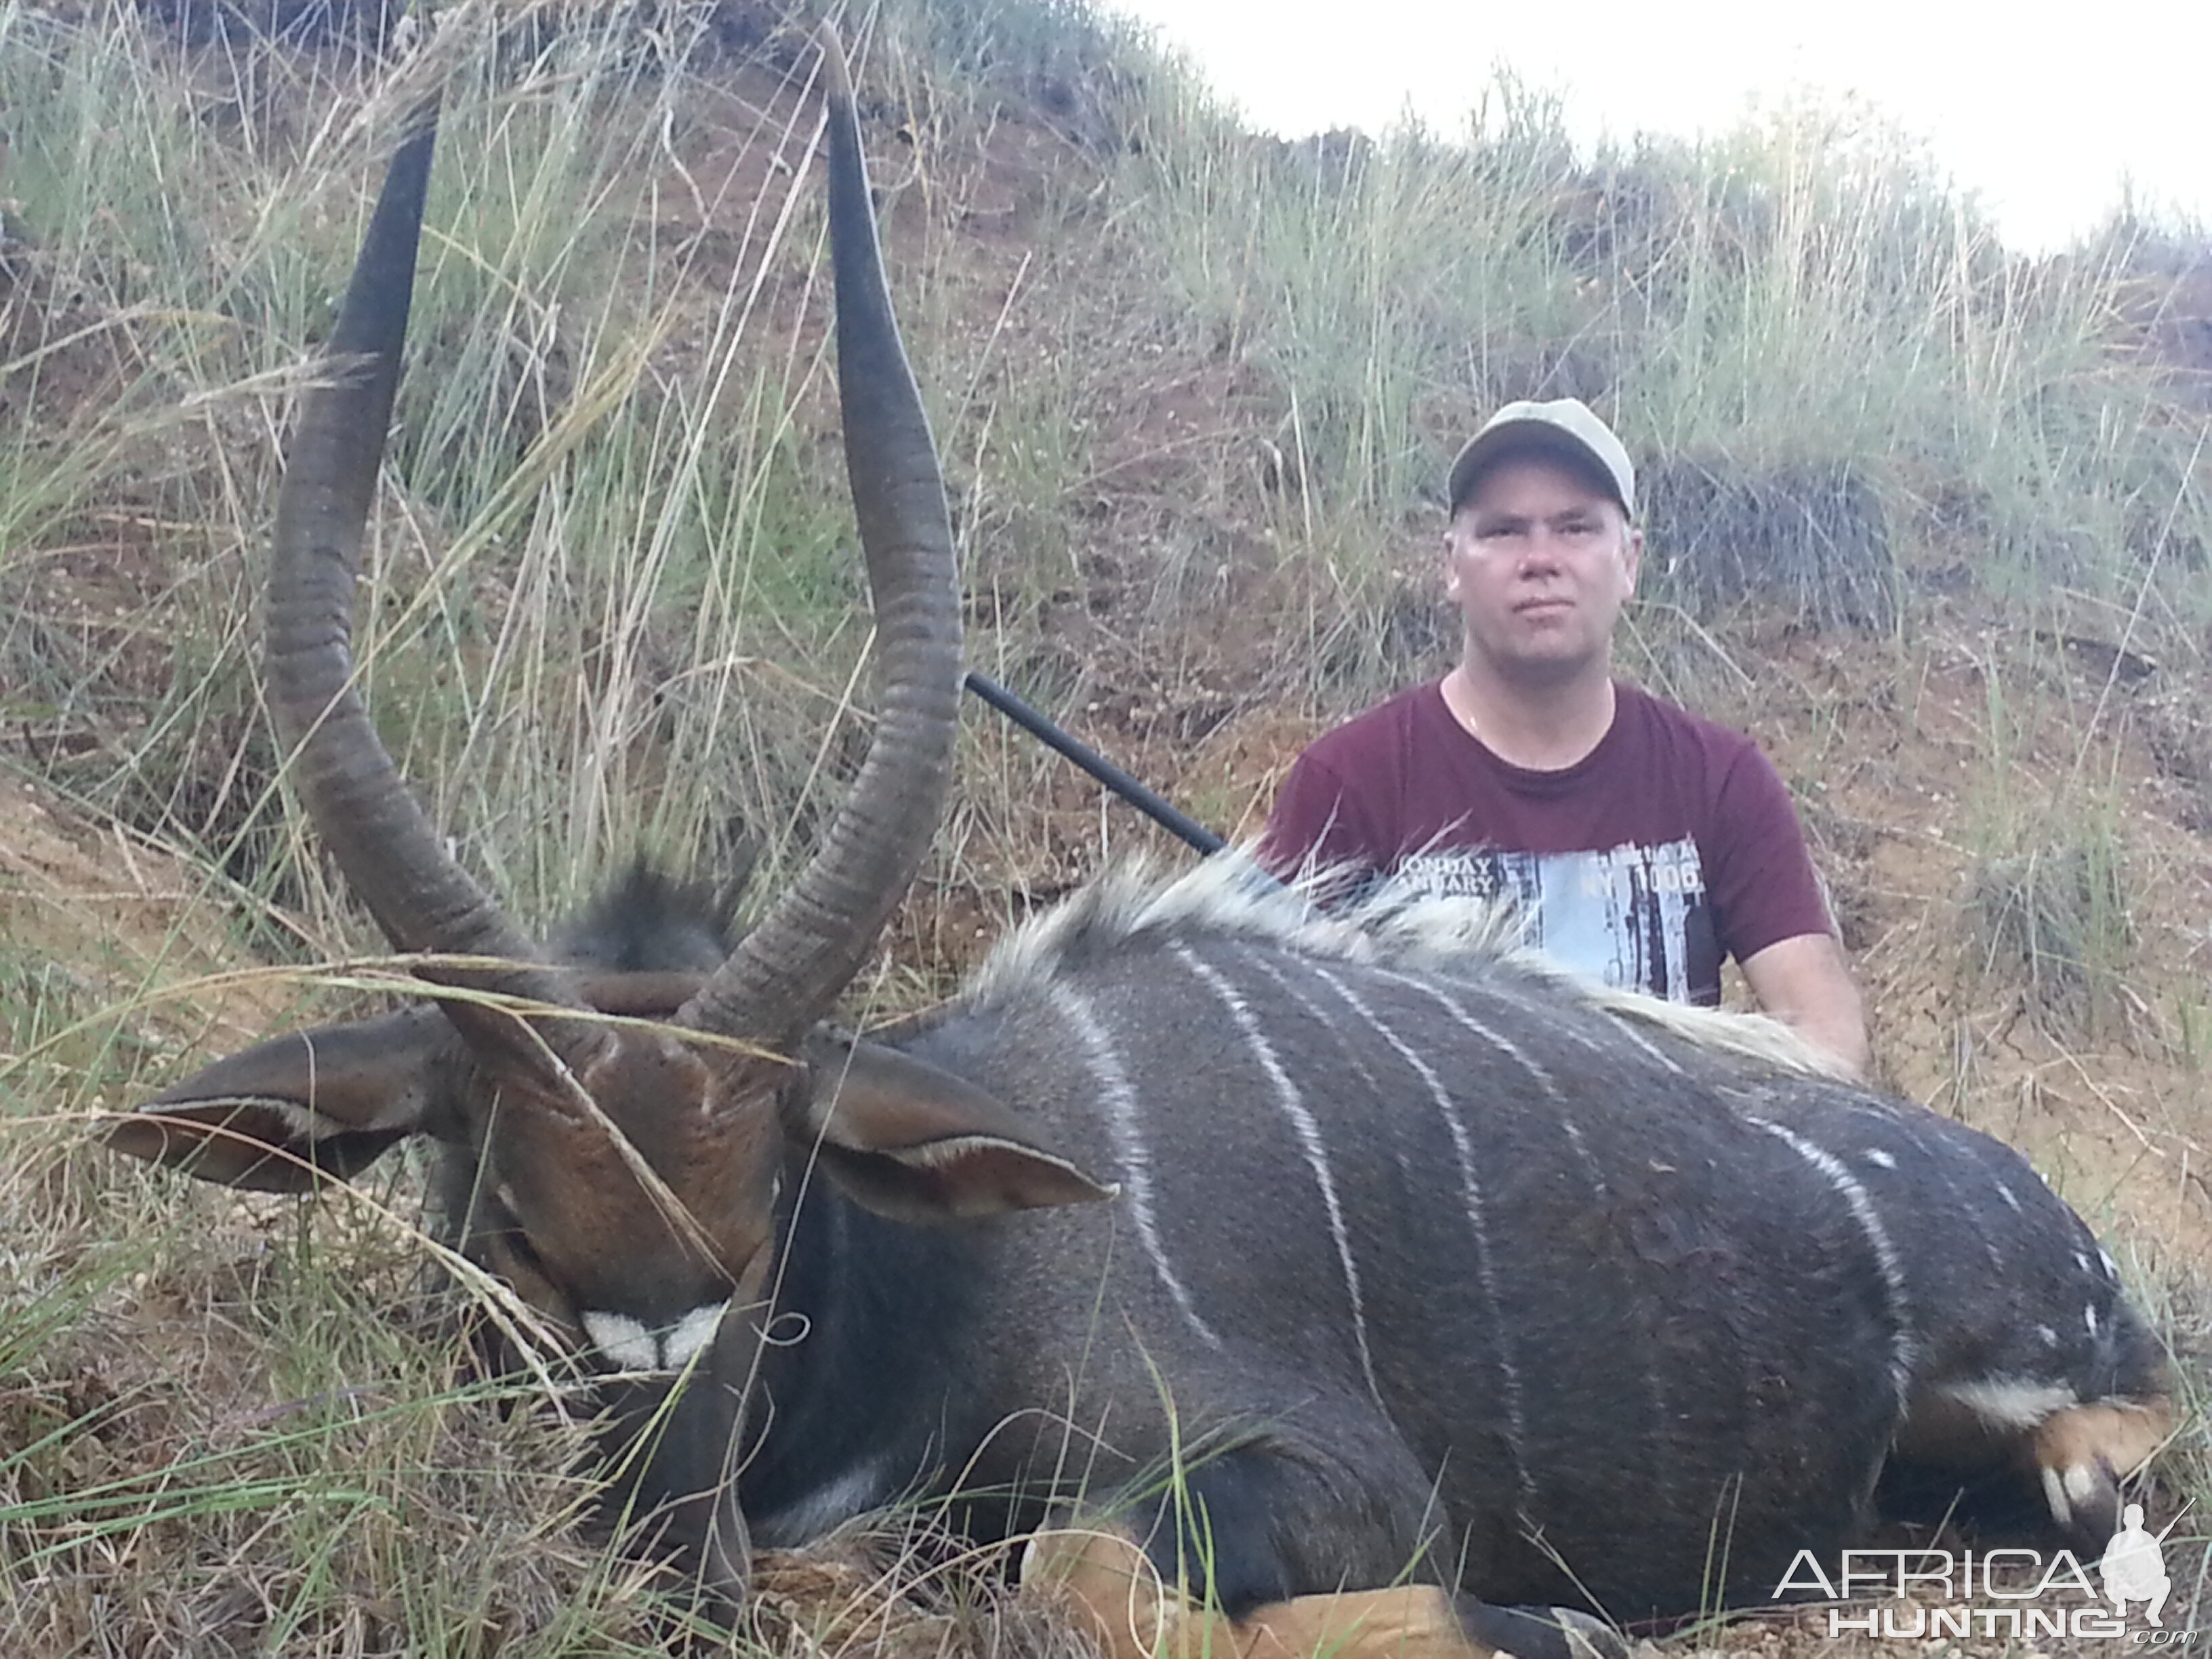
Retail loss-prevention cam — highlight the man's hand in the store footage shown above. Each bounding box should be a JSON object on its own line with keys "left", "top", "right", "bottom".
{"left": 1740, "top": 932, "right": 1872, "bottom": 1081}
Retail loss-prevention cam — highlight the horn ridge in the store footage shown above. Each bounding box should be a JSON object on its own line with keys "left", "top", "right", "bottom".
{"left": 678, "top": 26, "right": 963, "bottom": 1057}
{"left": 267, "top": 98, "right": 595, "bottom": 1059}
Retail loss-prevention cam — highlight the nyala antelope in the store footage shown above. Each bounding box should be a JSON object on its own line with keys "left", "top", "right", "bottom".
{"left": 111, "top": 28, "right": 2171, "bottom": 1659}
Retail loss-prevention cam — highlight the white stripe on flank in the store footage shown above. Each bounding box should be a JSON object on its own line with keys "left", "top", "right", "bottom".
{"left": 1604, "top": 1017, "right": 1687, "bottom": 1075}
{"left": 1753, "top": 1119, "right": 1913, "bottom": 1404}
{"left": 1559, "top": 1118, "right": 1596, "bottom": 1178}
{"left": 1052, "top": 983, "right": 1223, "bottom": 1349}
{"left": 1494, "top": 980, "right": 1689, "bottom": 1076}
{"left": 1387, "top": 971, "right": 1564, "bottom": 1104}
{"left": 1479, "top": 982, "right": 1599, "bottom": 1052}
{"left": 1310, "top": 960, "right": 1528, "bottom": 1496}
{"left": 1862, "top": 1106, "right": 2005, "bottom": 1275}
{"left": 1481, "top": 979, "right": 1682, "bottom": 1075}
{"left": 1175, "top": 945, "right": 1380, "bottom": 1401}
{"left": 1862, "top": 1105, "right": 2008, "bottom": 1276}
{"left": 1244, "top": 955, "right": 1406, "bottom": 1181}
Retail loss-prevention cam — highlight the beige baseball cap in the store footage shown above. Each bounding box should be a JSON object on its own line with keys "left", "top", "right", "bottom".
{"left": 1446, "top": 398, "right": 1635, "bottom": 516}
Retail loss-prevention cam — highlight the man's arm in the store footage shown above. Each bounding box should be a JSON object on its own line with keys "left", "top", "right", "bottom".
{"left": 1739, "top": 931, "right": 1871, "bottom": 1081}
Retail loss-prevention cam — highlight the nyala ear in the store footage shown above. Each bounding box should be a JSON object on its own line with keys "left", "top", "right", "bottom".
{"left": 110, "top": 1006, "right": 456, "bottom": 1193}
{"left": 787, "top": 1033, "right": 1117, "bottom": 1224}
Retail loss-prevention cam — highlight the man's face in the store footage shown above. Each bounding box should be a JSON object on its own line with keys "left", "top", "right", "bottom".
{"left": 1443, "top": 452, "right": 1641, "bottom": 687}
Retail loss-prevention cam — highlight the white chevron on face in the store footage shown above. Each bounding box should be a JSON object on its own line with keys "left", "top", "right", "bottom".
{"left": 580, "top": 1300, "right": 731, "bottom": 1373}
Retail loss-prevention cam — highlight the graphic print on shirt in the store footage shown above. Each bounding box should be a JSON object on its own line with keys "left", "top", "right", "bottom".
{"left": 1394, "top": 838, "right": 1718, "bottom": 1003}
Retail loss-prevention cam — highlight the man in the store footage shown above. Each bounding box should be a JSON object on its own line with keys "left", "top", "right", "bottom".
{"left": 1259, "top": 398, "right": 1870, "bottom": 1078}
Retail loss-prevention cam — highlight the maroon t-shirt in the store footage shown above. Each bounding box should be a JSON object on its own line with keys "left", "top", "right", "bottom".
{"left": 1258, "top": 681, "right": 1834, "bottom": 1004}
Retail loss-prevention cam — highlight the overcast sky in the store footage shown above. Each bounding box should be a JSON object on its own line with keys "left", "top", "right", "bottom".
{"left": 1105, "top": 0, "right": 2211, "bottom": 255}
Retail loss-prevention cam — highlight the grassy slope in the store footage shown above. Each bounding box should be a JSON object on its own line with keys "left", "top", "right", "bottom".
{"left": 1, "top": 1, "right": 2207, "bottom": 1652}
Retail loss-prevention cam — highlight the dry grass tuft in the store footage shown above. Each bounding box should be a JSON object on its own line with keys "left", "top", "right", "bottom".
{"left": 1642, "top": 457, "right": 1894, "bottom": 632}
{"left": 1965, "top": 839, "right": 2136, "bottom": 1043}
{"left": 752, "top": 1527, "right": 1101, "bottom": 1659}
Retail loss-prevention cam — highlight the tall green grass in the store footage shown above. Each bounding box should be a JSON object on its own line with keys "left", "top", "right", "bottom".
{"left": 1117, "top": 66, "right": 2209, "bottom": 693}
{"left": 12, "top": 0, "right": 2194, "bottom": 891}
{"left": 4, "top": 3, "right": 873, "bottom": 935}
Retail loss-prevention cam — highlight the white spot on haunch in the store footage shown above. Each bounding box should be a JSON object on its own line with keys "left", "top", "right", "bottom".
{"left": 2085, "top": 1304, "right": 2102, "bottom": 1338}
{"left": 2099, "top": 1249, "right": 2119, "bottom": 1279}
{"left": 1997, "top": 1181, "right": 2023, "bottom": 1212}
{"left": 1178, "top": 945, "right": 1380, "bottom": 1401}
{"left": 1053, "top": 983, "right": 1223, "bottom": 1350}
{"left": 2037, "top": 1324, "right": 2060, "bottom": 1347}
{"left": 2074, "top": 1251, "right": 2093, "bottom": 1275}
{"left": 1942, "top": 1376, "right": 2077, "bottom": 1428}
{"left": 1864, "top": 1149, "right": 1898, "bottom": 1170}
{"left": 581, "top": 1301, "right": 732, "bottom": 1373}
